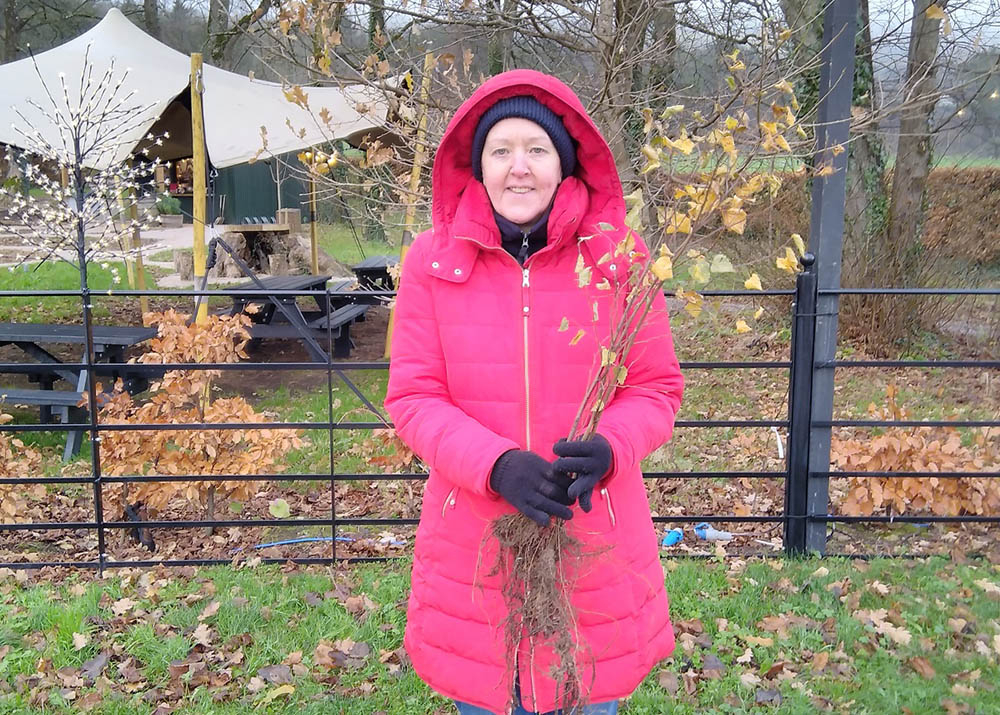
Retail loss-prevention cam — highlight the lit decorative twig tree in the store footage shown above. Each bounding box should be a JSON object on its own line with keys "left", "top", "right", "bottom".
{"left": 0, "top": 45, "right": 166, "bottom": 278}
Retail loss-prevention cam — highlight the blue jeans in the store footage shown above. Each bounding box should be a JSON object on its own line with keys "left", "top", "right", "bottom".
{"left": 454, "top": 699, "right": 618, "bottom": 715}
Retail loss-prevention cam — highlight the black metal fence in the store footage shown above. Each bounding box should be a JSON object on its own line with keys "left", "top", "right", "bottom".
{"left": 1, "top": 265, "right": 998, "bottom": 573}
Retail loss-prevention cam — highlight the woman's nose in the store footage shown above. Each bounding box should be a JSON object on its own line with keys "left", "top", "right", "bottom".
{"left": 510, "top": 151, "right": 530, "bottom": 175}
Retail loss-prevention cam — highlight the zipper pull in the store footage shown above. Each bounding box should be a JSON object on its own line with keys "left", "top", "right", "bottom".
{"left": 517, "top": 231, "right": 530, "bottom": 265}
{"left": 522, "top": 267, "right": 530, "bottom": 287}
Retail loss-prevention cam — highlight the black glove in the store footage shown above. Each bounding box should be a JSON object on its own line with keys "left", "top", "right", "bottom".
{"left": 552, "top": 434, "right": 613, "bottom": 513}
{"left": 489, "top": 450, "right": 575, "bottom": 527}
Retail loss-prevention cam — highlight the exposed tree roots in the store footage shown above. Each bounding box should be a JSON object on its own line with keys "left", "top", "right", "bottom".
{"left": 489, "top": 514, "right": 593, "bottom": 713}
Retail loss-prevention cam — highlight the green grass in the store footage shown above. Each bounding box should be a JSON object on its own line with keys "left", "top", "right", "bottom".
{"left": 0, "top": 261, "right": 158, "bottom": 322}
{"left": 314, "top": 222, "right": 402, "bottom": 267}
{"left": 0, "top": 556, "right": 996, "bottom": 713}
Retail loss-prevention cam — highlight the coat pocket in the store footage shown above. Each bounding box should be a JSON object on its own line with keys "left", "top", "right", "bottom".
{"left": 599, "top": 485, "right": 617, "bottom": 528}
{"left": 440, "top": 487, "right": 458, "bottom": 519}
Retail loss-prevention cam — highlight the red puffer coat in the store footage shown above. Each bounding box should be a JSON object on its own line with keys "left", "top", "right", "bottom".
{"left": 385, "top": 69, "right": 684, "bottom": 714}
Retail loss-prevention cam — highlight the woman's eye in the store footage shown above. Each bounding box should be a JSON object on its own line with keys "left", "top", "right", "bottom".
{"left": 492, "top": 148, "right": 508, "bottom": 156}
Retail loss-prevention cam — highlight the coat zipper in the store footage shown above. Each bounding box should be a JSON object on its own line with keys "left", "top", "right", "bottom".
{"left": 522, "top": 265, "right": 531, "bottom": 450}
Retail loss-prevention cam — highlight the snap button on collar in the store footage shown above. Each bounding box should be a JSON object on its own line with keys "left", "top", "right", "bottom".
{"left": 431, "top": 261, "right": 440, "bottom": 269}
{"left": 454, "top": 268, "right": 462, "bottom": 275}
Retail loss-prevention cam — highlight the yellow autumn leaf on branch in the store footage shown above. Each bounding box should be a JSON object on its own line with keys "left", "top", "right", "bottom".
{"left": 754, "top": 306, "right": 764, "bottom": 320}
{"left": 815, "top": 163, "right": 835, "bottom": 177}
{"left": 721, "top": 205, "right": 747, "bottom": 234}
{"left": 774, "top": 79, "right": 795, "bottom": 94}
{"left": 558, "top": 317, "right": 569, "bottom": 332}
{"left": 641, "top": 108, "right": 654, "bottom": 134}
{"left": 690, "top": 258, "right": 711, "bottom": 284}
{"left": 926, "top": 4, "right": 946, "bottom": 19}
{"left": 283, "top": 85, "right": 309, "bottom": 109}
{"left": 662, "top": 210, "right": 692, "bottom": 234}
{"left": 652, "top": 255, "right": 673, "bottom": 281}
{"left": 744, "top": 273, "right": 763, "bottom": 291}
{"left": 791, "top": 233, "right": 806, "bottom": 257}
{"left": 663, "top": 128, "right": 695, "bottom": 155}
{"left": 710, "top": 254, "right": 735, "bottom": 273}
{"left": 640, "top": 144, "right": 660, "bottom": 174}
{"left": 660, "top": 104, "right": 685, "bottom": 119}
{"left": 926, "top": 1, "right": 952, "bottom": 33}
{"left": 735, "top": 319, "right": 751, "bottom": 334}
{"left": 774, "top": 134, "right": 792, "bottom": 152}
{"left": 684, "top": 299, "right": 703, "bottom": 318}
{"left": 776, "top": 246, "right": 800, "bottom": 273}
{"left": 569, "top": 329, "right": 586, "bottom": 346}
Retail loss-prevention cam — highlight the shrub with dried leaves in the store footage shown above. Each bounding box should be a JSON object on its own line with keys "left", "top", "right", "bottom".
{"left": 95, "top": 310, "right": 304, "bottom": 518}
{"left": 832, "top": 385, "right": 1000, "bottom": 517}
{"left": 0, "top": 411, "right": 44, "bottom": 522}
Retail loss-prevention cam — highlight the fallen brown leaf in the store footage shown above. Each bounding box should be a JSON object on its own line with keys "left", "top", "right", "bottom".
{"left": 258, "top": 664, "right": 292, "bottom": 685}
{"left": 702, "top": 653, "right": 725, "bottom": 679}
{"left": 79, "top": 653, "right": 109, "bottom": 681}
{"left": 811, "top": 651, "right": 829, "bottom": 672}
{"left": 908, "top": 656, "right": 936, "bottom": 680}
{"left": 198, "top": 600, "right": 220, "bottom": 621}
{"left": 755, "top": 688, "right": 782, "bottom": 706}
{"left": 657, "top": 670, "right": 679, "bottom": 694}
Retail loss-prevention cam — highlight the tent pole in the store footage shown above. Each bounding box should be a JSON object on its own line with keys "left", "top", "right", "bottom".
{"left": 128, "top": 187, "right": 149, "bottom": 315}
{"left": 191, "top": 53, "right": 208, "bottom": 324}
{"left": 310, "top": 176, "right": 319, "bottom": 274}
{"left": 384, "top": 51, "right": 434, "bottom": 359}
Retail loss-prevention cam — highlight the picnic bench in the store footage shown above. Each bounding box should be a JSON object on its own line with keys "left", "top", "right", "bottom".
{"left": 351, "top": 255, "right": 399, "bottom": 292}
{"left": 0, "top": 322, "right": 157, "bottom": 460}
{"left": 223, "top": 275, "right": 370, "bottom": 360}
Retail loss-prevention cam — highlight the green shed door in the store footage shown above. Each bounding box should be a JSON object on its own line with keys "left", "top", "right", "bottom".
{"left": 214, "top": 153, "right": 311, "bottom": 224}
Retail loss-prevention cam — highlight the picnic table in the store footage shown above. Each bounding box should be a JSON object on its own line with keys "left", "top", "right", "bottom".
{"left": 222, "top": 275, "right": 370, "bottom": 360}
{"left": 0, "top": 322, "right": 157, "bottom": 460}
{"left": 351, "top": 255, "right": 399, "bottom": 291}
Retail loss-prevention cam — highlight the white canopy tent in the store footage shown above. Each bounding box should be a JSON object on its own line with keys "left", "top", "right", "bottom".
{"left": 0, "top": 7, "right": 389, "bottom": 170}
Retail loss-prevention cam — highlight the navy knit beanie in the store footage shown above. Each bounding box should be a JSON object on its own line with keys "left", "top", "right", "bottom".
{"left": 471, "top": 96, "right": 577, "bottom": 181}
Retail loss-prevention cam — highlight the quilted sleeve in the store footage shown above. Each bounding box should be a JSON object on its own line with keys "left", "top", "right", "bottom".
{"left": 596, "top": 288, "right": 684, "bottom": 483}
{"left": 384, "top": 236, "right": 519, "bottom": 497}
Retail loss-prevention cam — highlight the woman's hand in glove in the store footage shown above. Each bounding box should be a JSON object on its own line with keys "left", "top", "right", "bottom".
{"left": 552, "top": 434, "right": 613, "bottom": 512}
{"left": 489, "top": 450, "right": 575, "bottom": 527}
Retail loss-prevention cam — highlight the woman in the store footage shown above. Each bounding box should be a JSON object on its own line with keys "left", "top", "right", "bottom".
{"left": 385, "top": 69, "right": 684, "bottom": 714}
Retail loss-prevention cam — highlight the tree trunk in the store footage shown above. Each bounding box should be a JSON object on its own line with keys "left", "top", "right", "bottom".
{"left": 778, "top": 0, "right": 825, "bottom": 129}
{"left": 844, "top": 0, "right": 889, "bottom": 273}
{"left": 647, "top": 3, "right": 677, "bottom": 101}
{"left": 487, "top": 0, "right": 517, "bottom": 75}
{"left": 144, "top": 0, "right": 161, "bottom": 40}
{"left": 206, "top": 0, "right": 232, "bottom": 65}
{"left": 2, "top": 0, "right": 19, "bottom": 62}
{"left": 840, "top": 0, "right": 895, "bottom": 344}
{"left": 886, "top": 0, "right": 946, "bottom": 280}
{"left": 594, "top": 0, "right": 651, "bottom": 178}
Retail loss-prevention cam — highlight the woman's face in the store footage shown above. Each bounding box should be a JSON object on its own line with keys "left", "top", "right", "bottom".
{"left": 480, "top": 117, "right": 562, "bottom": 230}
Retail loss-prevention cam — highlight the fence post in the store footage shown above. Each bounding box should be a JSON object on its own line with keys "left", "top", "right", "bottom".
{"left": 799, "top": 0, "right": 857, "bottom": 554}
{"left": 785, "top": 254, "right": 817, "bottom": 555}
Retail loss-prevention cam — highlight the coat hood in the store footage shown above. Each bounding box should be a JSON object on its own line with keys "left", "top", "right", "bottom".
{"left": 429, "top": 70, "right": 627, "bottom": 266}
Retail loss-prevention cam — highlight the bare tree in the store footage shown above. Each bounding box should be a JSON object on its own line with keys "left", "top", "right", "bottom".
{"left": 144, "top": 0, "right": 161, "bottom": 39}
{"left": 886, "top": 0, "right": 948, "bottom": 279}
